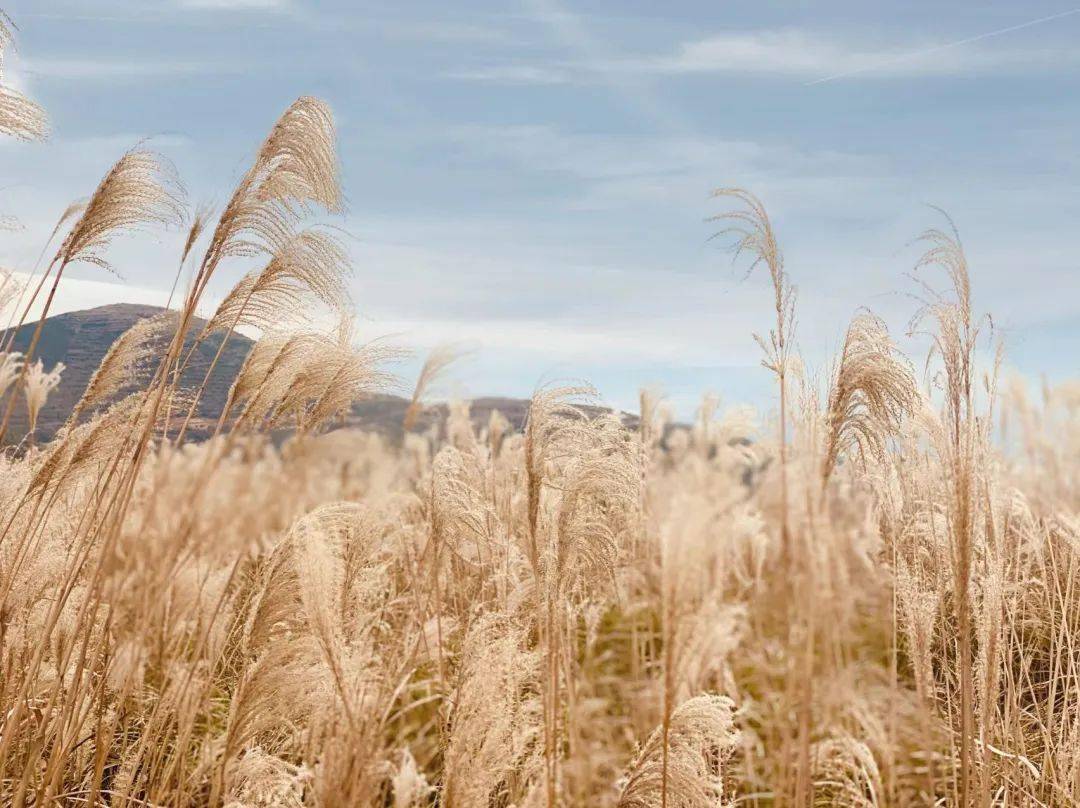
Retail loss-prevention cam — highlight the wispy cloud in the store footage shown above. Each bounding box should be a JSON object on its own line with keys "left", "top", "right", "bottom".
{"left": 518, "top": 0, "right": 692, "bottom": 134}
{"left": 446, "top": 64, "right": 573, "bottom": 85}
{"left": 24, "top": 57, "right": 242, "bottom": 81}
{"left": 647, "top": 30, "right": 901, "bottom": 77}
{"left": 643, "top": 27, "right": 1080, "bottom": 80}
{"left": 438, "top": 123, "right": 881, "bottom": 215}
{"left": 806, "top": 7, "right": 1080, "bottom": 84}
{"left": 7, "top": 272, "right": 214, "bottom": 323}
{"left": 454, "top": 23, "right": 1080, "bottom": 86}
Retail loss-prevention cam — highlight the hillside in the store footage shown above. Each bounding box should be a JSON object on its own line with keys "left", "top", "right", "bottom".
{"left": 1, "top": 304, "right": 255, "bottom": 443}
{"left": 0, "top": 305, "right": 543, "bottom": 445}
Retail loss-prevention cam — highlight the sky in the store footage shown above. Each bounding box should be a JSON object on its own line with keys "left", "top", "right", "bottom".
{"left": 1, "top": 0, "right": 1078, "bottom": 417}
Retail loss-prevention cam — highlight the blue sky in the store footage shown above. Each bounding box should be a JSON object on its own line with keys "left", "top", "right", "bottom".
{"left": 2, "top": 0, "right": 1078, "bottom": 416}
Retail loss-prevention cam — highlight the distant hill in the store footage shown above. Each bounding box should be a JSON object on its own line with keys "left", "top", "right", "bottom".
{"left": 0, "top": 304, "right": 545, "bottom": 445}
{"left": 1, "top": 304, "right": 255, "bottom": 444}
{"left": 341, "top": 394, "right": 536, "bottom": 445}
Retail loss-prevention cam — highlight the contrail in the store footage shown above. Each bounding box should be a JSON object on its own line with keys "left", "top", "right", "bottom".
{"left": 806, "top": 6, "right": 1080, "bottom": 85}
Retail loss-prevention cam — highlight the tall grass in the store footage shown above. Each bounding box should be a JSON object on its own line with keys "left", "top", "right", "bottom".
{"left": 0, "top": 13, "right": 1078, "bottom": 807}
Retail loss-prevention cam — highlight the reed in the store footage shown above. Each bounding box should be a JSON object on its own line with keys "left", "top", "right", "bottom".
{"left": 0, "top": 12, "right": 1075, "bottom": 806}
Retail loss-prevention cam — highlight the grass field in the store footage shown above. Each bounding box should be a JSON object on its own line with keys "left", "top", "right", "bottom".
{"left": 1, "top": 13, "right": 1078, "bottom": 807}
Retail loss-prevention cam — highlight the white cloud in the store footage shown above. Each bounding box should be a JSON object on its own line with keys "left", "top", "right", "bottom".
{"left": 24, "top": 58, "right": 240, "bottom": 81}
{"left": 652, "top": 30, "right": 879, "bottom": 77}
{"left": 6, "top": 272, "right": 216, "bottom": 323}
{"left": 640, "top": 29, "right": 1080, "bottom": 80}
{"left": 437, "top": 123, "right": 881, "bottom": 216}
{"left": 454, "top": 28, "right": 1080, "bottom": 86}
{"left": 446, "top": 64, "right": 574, "bottom": 85}
{"left": 363, "top": 314, "right": 731, "bottom": 366}
{"left": 3, "top": 268, "right": 755, "bottom": 369}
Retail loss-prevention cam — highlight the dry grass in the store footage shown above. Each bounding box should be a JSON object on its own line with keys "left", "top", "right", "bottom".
{"left": 0, "top": 14, "right": 1078, "bottom": 807}
{"left": 0, "top": 12, "right": 47, "bottom": 142}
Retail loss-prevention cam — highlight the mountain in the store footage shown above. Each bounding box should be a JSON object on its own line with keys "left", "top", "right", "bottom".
{"left": 1, "top": 304, "right": 255, "bottom": 444}
{"left": 0, "top": 304, "right": 543, "bottom": 445}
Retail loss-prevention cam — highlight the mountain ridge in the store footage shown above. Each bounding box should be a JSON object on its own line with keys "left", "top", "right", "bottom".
{"left": 1, "top": 304, "right": 255, "bottom": 444}
{"left": 0, "top": 304, "right": 543, "bottom": 445}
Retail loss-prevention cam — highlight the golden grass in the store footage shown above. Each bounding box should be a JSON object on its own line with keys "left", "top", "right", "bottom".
{"left": 0, "top": 15, "right": 1078, "bottom": 807}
